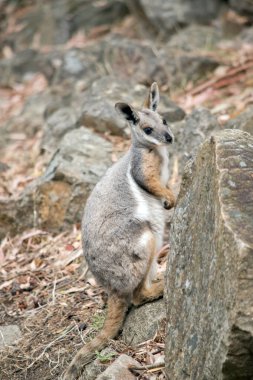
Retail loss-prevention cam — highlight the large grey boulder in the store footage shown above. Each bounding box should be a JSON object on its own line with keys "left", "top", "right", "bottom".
{"left": 2, "top": 91, "right": 64, "bottom": 144}
{"left": 0, "top": 34, "right": 219, "bottom": 91}
{"left": 42, "top": 107, "right": 80, "bottom": 152}
{"left": 0, "top": 49, "right": 41, "bottom": 86}
{"left": 170, "top": 108, "right": 220, "bottom": 175}
{"left": 102, "top": 36, "right": 218, "bottom": 90}
{"left": 167, "top": 24, "right": 222, "bottom": 52}
{"left": 0, "top": 127, "right": 112, "bottom": 238}
{"left": 127, "top": 0, "right": 222, "bottom": 38}
{"left": 226, "top": 106, "right": 253, "bottom": 136}
{"left": 81, "top": 76, "right": 185, "bottom": 136}
{"left": 165, "top": 129, "right": 253, "bottom": 379}
{"left": 0, "top": 0, "right": 129, "bottom": 51}
{"left": 0, "top": 46, "right": 100, "bottom": 88}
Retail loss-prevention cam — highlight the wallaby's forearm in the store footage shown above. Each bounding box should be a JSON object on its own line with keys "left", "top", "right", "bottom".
{"left": 131, "top": 149, "right": 175, "bottom": 209}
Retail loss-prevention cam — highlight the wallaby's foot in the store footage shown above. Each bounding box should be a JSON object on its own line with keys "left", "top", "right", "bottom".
{"left": 132, "top": 278, "right": 164, "bottom": 306}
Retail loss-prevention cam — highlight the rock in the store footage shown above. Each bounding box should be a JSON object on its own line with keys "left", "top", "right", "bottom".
{"left": 55, "top": 47, "right": 102, "bottom": 87}
{"left": 165, "top": 129, "right": 253, "bottom": 379}
{"left": 0, "top": 0, "right": 129, "bottom": 51}
{"left": 98, "top": 35, "right": 170, "bottom": 87}
{"left": 226, "top": 106, "right": 253, "bottom": 135}
{"left": 1, "top": 90, "right": 73, "bottom": 160}
{"left": 167, "top": 24, "right": 222, "bottom": 52}
{"left": 100, "top": 35, "right": 218, "bottom": 90}
{"left": 238, "top": 26, "right": 253, "bottom": 44}
{"left": 0, "top": 49, "right": 40, "bottom": 86}
{"left": 28, "top": 127, "right": 112, "bottom": 231}
{"left": 0, "top": 34, "right": 219, "bottom": 91}
{"left": 42, "top": 107, "right": 80, "bottom": 152}
{"left": 2, "top": 91, "right": 62, "bottom": 140}
{"left": 68, "top": 0, "right": 129, "bottom": 37}
{"left": 0, "top": 46, "right": 100, "bottom": 88}
{"left": 81, "top": 76, "right": 185, "bottom": 136}
{"left": 3, "top": 110, "right": 41, "bottom": 140}
{"left": 229, "top": 0, "right": 253, "bottom": 16}
{"left": 122, "top": 299, "right": 165, "bottom": 346}
{"left": 0, "top": 325, "right": 22, "bottom": 348}
{"left": 170, "top": 108, "right": 220, "bottom": 175}
{"left": 169, "top": 52, "right": 218, "bottom": 86}
{"left": 78, "top": 348, "right": 113, "bottom": 380}
{"left": 0, "top": 127, "right": 112, "bottom": 238}
{"left": 127, "top": 0, "right": 222, "bottom": 39}
{"left": 96, "top": 354, "right": 140, "bottom": 380}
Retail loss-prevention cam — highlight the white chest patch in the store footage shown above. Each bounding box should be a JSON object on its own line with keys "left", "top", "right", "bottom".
{"left": 158, "top": 146, "right": 169, "bottom": 186}
{"left": 127, "top": 164, "right": 165, "bottom": 252}
{"left": 127, "top": 166, "right": 149, "bottom": 220}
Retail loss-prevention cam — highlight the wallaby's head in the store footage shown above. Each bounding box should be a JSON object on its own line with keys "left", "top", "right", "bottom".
{"left": 115, "top": 82, "right": 174, "bottom": 147}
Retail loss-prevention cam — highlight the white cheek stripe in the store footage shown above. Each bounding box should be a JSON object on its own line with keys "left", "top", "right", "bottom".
{"left": 145, "top": 134, "right": 160, "bottom": 145}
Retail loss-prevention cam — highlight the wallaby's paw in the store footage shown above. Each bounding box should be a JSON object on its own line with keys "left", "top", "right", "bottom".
{"left": 163, "top": 191, "right": 176, "bottom": 209}
{"left": 163, "top": 199, "right": 174, "bottom": 210}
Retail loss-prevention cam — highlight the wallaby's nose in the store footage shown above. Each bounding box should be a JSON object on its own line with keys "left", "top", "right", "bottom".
{"left": 165, "top": 132, "right": 173, "bottom": 143}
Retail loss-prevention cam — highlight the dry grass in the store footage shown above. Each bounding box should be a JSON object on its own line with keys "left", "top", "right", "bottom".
{"left": 0, "top": 228, "right": 168, "bottom": 379}
{"left": 0, "top": 228, "right": 104, "bottom": 379}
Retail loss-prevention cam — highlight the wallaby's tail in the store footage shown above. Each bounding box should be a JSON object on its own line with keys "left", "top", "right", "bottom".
{"left": 63, "top": 294, "right": 128, "bottom": 380}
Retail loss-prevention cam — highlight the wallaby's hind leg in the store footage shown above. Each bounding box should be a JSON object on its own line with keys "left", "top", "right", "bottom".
{"left": 132, "top": 277, "right": 164, "bottom": 306}
{"left": 132, "top": 233, "right": 164, "bottom": 306}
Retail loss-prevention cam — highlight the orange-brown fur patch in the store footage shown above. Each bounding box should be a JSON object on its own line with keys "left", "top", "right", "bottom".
{"left": 142, "top": 150, "right": 175, "bottom": 207}
{"left": 133, "top": 278, "right": 164, "bottom": 306}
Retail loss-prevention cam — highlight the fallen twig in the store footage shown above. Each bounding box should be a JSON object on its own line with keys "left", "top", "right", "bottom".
{"left": 129, "top": 361, "right": 165, "bottom": 373}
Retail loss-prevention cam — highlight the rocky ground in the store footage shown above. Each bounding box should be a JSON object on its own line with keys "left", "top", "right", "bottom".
{"left": 1, "top": 1, "right": 253, "bottom": 379}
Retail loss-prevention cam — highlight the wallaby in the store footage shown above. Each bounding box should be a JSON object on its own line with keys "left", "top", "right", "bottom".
{"left": 63, "top": 82, "right": 175, "bottom": 379}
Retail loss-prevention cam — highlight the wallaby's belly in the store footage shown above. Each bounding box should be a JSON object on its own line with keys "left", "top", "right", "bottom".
{"left": 148, "top": 197, "right": 165, "bottom": 249}
{"left": 127, "top": 168, "right": 165, "bottom": 250}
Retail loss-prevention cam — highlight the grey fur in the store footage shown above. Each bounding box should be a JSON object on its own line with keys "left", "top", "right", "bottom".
{"left": 82, "top": 83, "right": 174, "bottom": 299}
{"left": 83, "top": 152, "right": 147, "bottom": 297}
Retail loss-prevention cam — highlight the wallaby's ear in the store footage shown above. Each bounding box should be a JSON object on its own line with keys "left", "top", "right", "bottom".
{"left": 115, "top": 102, "right": 139, "bottom": 125}
{"left": 143, "top": 82, "right": 160, "bottom": 111}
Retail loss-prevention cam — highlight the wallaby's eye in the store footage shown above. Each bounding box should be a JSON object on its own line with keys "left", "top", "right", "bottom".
{"left": 163, "top": 119, "right": 167, "bottom": 125}
{"left": 143, "top": 127, "right": 153, "bottom": 135}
